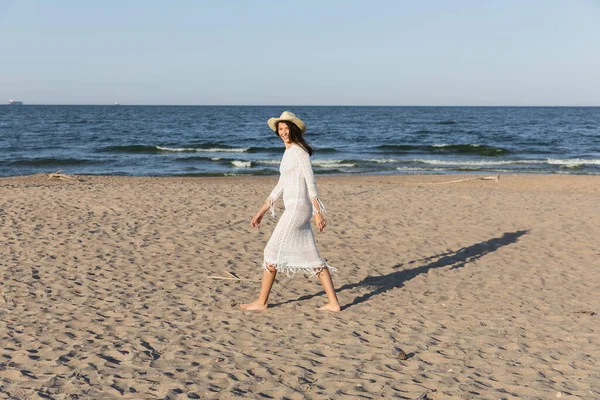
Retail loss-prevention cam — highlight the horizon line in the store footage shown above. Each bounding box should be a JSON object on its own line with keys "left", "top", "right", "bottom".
{"left": 3, "top": 104, "right": 600, "bottom": 107}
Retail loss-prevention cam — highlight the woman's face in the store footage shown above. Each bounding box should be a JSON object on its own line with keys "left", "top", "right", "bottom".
{"left": 277, "top": 122, "right": 293, "bottom": 145}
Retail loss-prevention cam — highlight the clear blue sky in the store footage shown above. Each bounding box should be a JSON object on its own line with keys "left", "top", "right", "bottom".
{"left": 1, "top": 0, "right": 599, "bottom": 105}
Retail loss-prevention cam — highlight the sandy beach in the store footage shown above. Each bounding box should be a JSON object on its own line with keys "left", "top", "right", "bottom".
{"left": 0, "top": 173, "right": 598, "bottom": 399}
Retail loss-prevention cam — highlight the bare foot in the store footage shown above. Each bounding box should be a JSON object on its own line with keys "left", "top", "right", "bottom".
{"left": 317, "top": 302, "right": 341, "bottom": 312}
{"left": 240, "top": 300, "right": 268, "bottom": 311}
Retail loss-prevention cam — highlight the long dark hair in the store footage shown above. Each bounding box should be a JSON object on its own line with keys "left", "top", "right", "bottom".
{"left": 277, "top": 121, "right": 314, "bottom": 156}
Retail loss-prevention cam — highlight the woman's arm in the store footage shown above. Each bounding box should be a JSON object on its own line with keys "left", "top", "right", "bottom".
{"left": 311, "top": 197, "right": 326, "bottom": 232}
{"left": 251, "top": 175, "right": 284, "bottom": 228}
{"left": 251, "top": 198, "right": 273, "bottom": 229}
{"left": 266, "top": 174, "right": 284, "bottom": 217}
{"left": 297, "top": 148, "right": 327, "bottom": 232}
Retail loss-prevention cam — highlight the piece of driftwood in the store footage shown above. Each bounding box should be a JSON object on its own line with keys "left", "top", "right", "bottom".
{"left": 47, "top": 170, "right": 77, "bottom": 181}
{"left": 225, "top": 271, "right": 239, "bottom": 279}
{"left": 421, "top": 174, "right": 500, "bottom": 185}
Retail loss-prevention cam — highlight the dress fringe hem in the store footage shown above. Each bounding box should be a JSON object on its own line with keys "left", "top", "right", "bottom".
{"left": 262, "top": 259, "right": 337, "bottom": 278}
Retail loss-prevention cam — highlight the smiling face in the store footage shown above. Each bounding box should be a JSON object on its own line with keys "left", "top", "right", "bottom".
{"left": 277, "top": 122, "right": 293, "bottom": 145}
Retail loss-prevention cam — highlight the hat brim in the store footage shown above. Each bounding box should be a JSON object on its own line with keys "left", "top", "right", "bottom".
{"left": 268, "top": 117, "right": 306, "bottom": 134}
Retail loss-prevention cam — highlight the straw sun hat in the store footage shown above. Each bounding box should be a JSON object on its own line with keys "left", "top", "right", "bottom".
{"left": 267, "top": 111, "right": 306, "bottom": 134}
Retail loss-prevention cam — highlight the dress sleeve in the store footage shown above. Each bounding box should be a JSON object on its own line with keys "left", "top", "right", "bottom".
{"left": 266, "top": 175, "right": 284, "bottom": 217}
{"left": 297, "top": 147, "right": 326, "bottom": 215}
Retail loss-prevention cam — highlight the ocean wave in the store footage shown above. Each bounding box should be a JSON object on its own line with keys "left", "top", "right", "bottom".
{"left": 429, "top": 144, "right": 509, "bottom": 156}
{"left": 156, "top": 146, "right": 198, "bottom": 152}
{"left": 98, "top": 145, "right": 251, "bottom": 153}
{"left": 246, "top": 146, "right": 338, "bottom": 154}
{"left": 97, "top": 145, "right": 162, "bottom": 153}
{"left": 395, "top": 166, "right": 522, "bottom": 174}
{"left": 377, "top": 145, "right": 418, "bottom": 152}
{"left": 157, "top": 146, "right": 250, "bottom": 153}
{"left": 367, "top": 158, "right": 400, "bottom": 163}
{"left": 314, "top": 169, "right": 346, "bottom": 175}
{"left": 172, "top": 156, "right": 226, "bottom": 163}
{"left": 170, "top": 169, "right": 277, "bottom": 177}
{"left": 411, "top": 159, "right": 544, "bottom": 166}
{"left": 547, "top": 158, "right": 600, "bottom": 168}
{"left": 377, "top": 144, "right": 509, "bottom": 156}
{"left": 246, "top": 146, "right": 284, "bottom": 154}
{"left": 437, "top": 121, "right": 457, "bottom": 125}
{"left": 222, "top": 169, "right": 276, "bottom": 176}
{"left": 98, "top": 144, "right": 340, "bottom": 155}
{"left": 231, "top": 160, "right": 252, "bottom": 168}
{"left": 255, "top": 160, "right": 281, "bottom": 165}
{"left": 455, "top": 168, "right": 513, "bottom": 172}
{"left": 396, "top": 167, "right": 448, "bottom": 172}
{"left": 255, "top": 158, "right": 355, "bottom": 168}
{"left": 315, "top": 147, "right": 339, "bottom": 153}
{"left": 4, "top": 158, "right": 93, "bottom": 167}
{"left": 312, "top": 160, "right": 356, "bottom": 168}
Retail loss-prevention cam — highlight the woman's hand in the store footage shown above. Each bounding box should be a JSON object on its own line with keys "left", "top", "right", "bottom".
{"left": 315, "top": 214, "right": 326, "bottom": 232}
{"left": 251, "top": 212, "right": 264, "bottom": 229}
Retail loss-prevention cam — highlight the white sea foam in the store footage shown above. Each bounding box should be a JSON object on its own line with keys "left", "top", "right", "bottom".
{"left": 231, "top": 160, "right": 252, "bottom": 168}
{"left": 156, "top": 146, "right": 249, "bottom": 153}
{"left": 547, "top": 158, "right": 600, "bottom": 167}
{"left": 412, "top": 159, "right": 544, "bottom": 166}
{"left": 156, "top": 146, "right": 195, "bottom": 152}
{"left": 312, "top": 160, "right": 356, "bottom": 168}
{"left": 367, "top": 158, "right": 399, "bottom": 163}
{"left": 207, "top": 147, "right": 250, "bottom": 153}
{"left": 210, "top": 157, "right": 221, "bottom": 161}
{"left": 396, "top": 167, "right": 447, "bottom": 172}
{"left": 396, "top": 166, "right": 516, "bottom": 172}
{"left": 256, "top": 160, "right": 281, "bottom": 165}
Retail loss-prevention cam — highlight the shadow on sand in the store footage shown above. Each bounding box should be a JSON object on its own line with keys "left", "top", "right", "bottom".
{"left": 270, "top": 230, "right": 529, "bottom": 311}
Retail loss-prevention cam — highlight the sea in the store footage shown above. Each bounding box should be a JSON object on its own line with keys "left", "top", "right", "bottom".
{"left": 1, "top": 105, "right": 599, "bottom": 177}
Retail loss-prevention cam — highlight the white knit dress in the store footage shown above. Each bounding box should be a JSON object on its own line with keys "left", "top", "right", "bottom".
{"left": 263, "top": 144, "right": 336, "bottom": 277}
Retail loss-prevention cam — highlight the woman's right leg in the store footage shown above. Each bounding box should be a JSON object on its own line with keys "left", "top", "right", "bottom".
{"left": 316, "top": 268, "right": 341, "bottom": 312}
{"left": 240, "top": 265, "right": 277, "bottom": 311}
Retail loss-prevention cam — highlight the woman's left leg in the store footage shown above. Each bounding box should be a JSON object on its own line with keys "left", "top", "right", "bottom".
{"left": 316, "top": 268, "right": 341, "bottom": 312}
{"left": 240, "top": 265, "right": 277, "bottom": 311}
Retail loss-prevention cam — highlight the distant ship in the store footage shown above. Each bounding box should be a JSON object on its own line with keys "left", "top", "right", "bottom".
{"left": 8, "top": 100, "right": 23, "bottom": 105}
{"left": 114, "top": 101, "right": 120, "bottom": 106}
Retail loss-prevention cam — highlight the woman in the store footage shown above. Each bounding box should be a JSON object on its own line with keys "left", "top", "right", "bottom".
{"left": 240, "top": 111, "right": 341, "bottom": 312}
